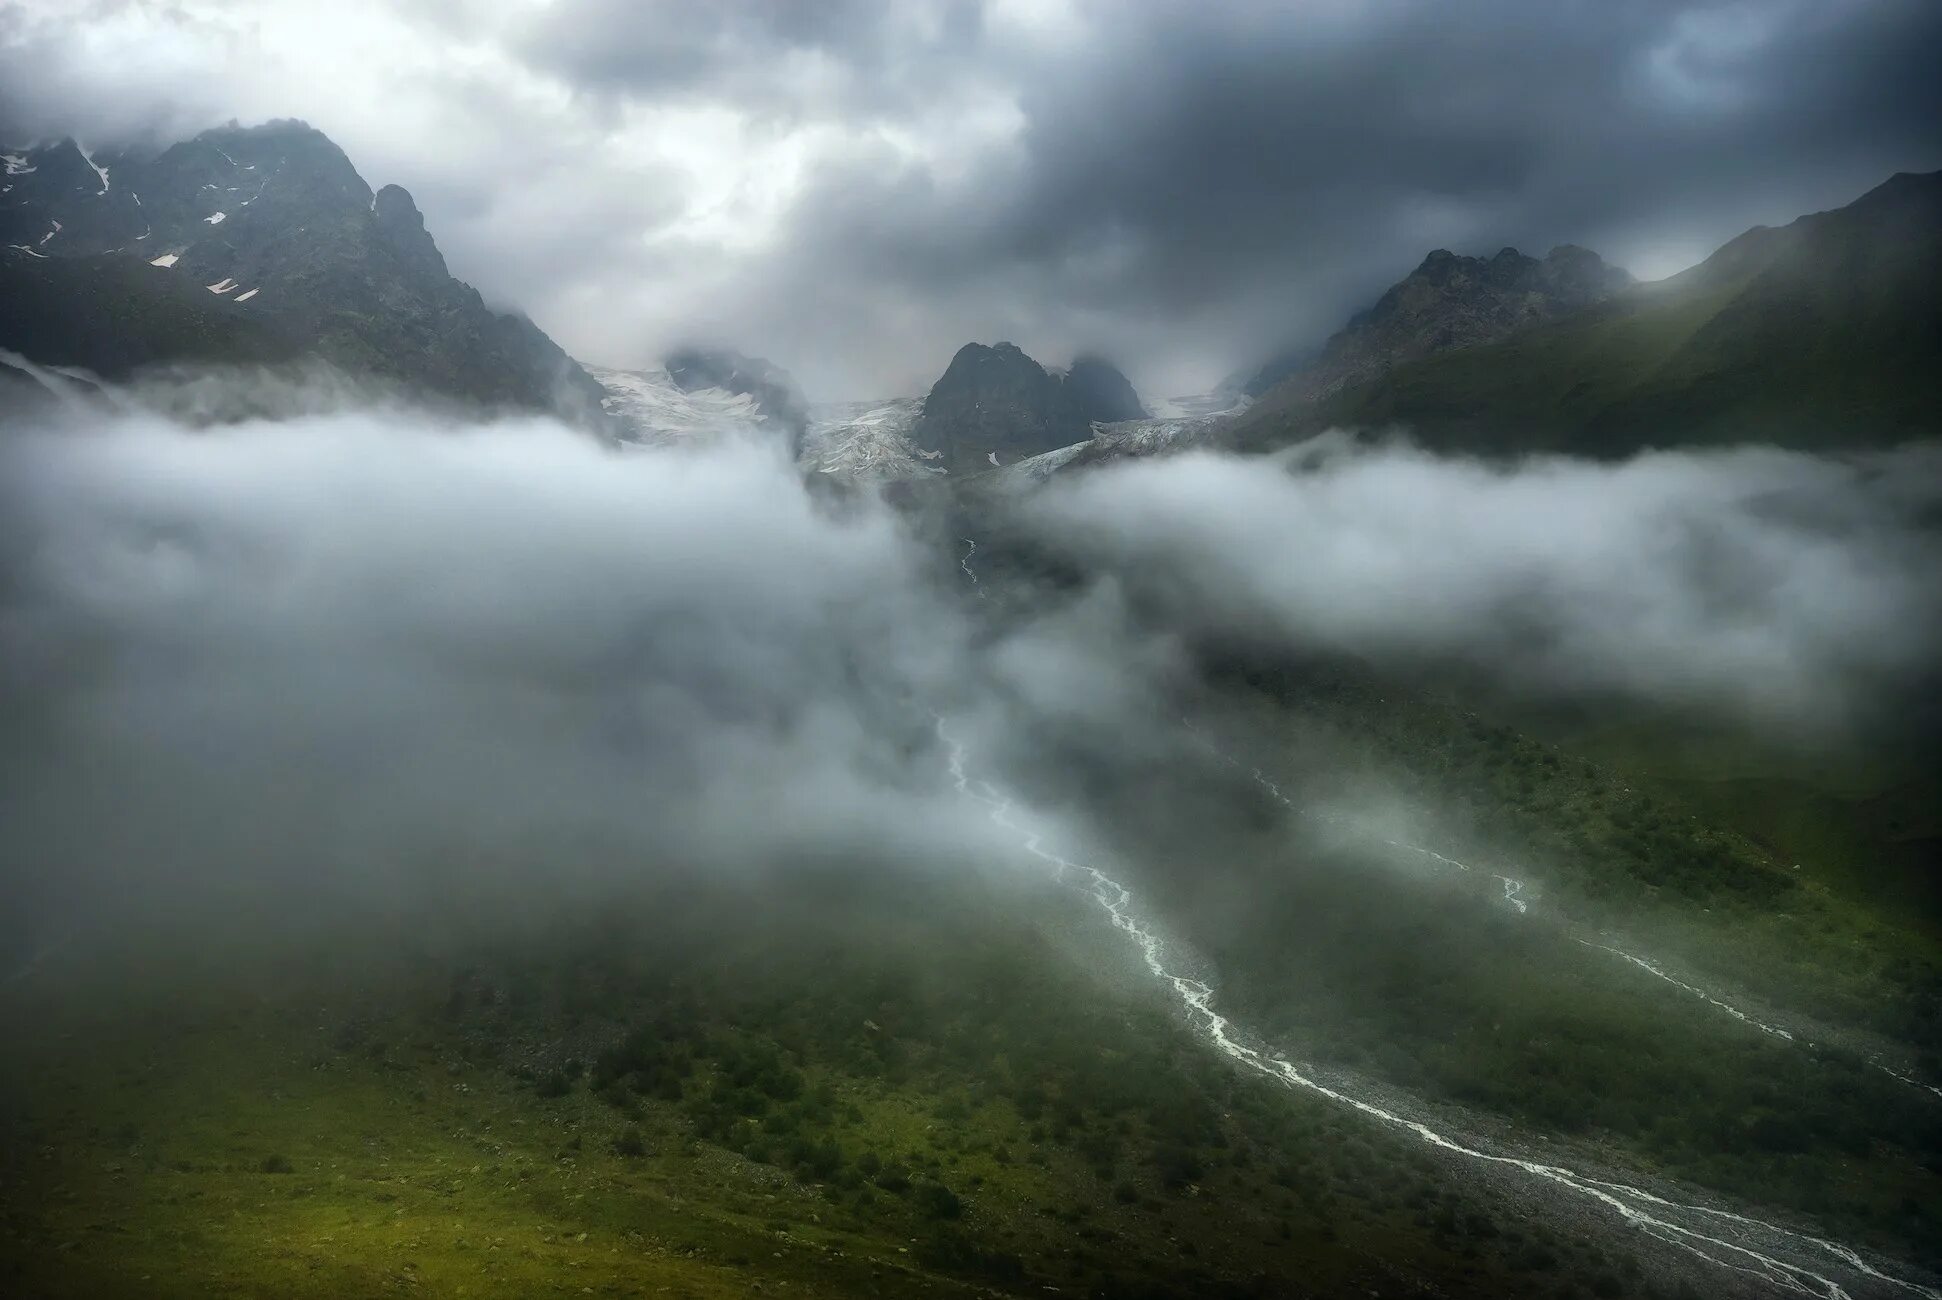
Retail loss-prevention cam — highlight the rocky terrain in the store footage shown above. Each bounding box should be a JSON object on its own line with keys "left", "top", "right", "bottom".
{"left": 1232, "top": 170, "right": 1942, "bottom": 456}
{"left": 0, "top": 124, "right": 607, "bottom": 424}
{"left": 910, "top": 342, "right": 1147, "bottom": 473}
{"left": 1236, "top": 244, "right": 1632, "bottom": 402}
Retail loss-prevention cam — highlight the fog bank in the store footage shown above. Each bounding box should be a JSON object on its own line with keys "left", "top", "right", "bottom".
{"left": 1025, "top": 435, "right": 1942, "bottom": 736}
{"left": 0, "top": 401, "right": 1024, "bottom": 947}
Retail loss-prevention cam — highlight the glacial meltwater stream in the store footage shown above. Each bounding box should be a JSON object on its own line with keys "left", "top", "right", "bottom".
{"left": 940, "top": 537, "right": 1938, "bottom": 1298}
{"left": 1185, "top": 715, "right": 1940, "bottom": 1097}
{"left": 936, "top": 715, "right": 1936, "bottom": 1299}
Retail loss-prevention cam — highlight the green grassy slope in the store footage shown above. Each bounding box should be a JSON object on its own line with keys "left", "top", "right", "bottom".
{"left": 1100, "top": 654, "right": 1942, "bottom": 1267}
{"left": 1, "top": 874, "right": 1660, "bottom": 1300}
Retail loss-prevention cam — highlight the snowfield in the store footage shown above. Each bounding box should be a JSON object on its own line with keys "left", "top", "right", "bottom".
{"left": 989, "top": 398, "right": 1249, "bottom": 487}
{"left": 800, "top": 397, "right": 944, "bottom": 482}
{"left": 588, "top": 366, "right": 1244, "bottom": 488}
{"left": 588, "top": 365, "right": 769, "bottom": 445}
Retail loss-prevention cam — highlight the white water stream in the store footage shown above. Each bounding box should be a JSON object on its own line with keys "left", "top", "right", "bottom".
{"left": 958, "top": 537, "right": 985, "bottom": 599}
{"left": 938, "top": 536, "right": 1938, "bottom": 1295}
{"left": 1186, "top": 718, "right": 1940, "bottom": 1097}
{"left": 936, "top": 715, "right": 1937, "bottom": 1299}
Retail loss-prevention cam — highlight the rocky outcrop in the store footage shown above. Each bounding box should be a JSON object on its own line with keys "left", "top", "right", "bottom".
{"left": 912, "top": 343, "right": 1147, "bottom": 472}
{"left": 1062, "top": 354, "right": 1148, "bottom": 423}
{"left": 372, "top": 184, "right": 449, "bottom": 280}
{"left": 914, "top": 343, "right": 1087, "bottom": 472}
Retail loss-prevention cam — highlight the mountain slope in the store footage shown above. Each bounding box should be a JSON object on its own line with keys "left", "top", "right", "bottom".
{"left": 1231, "top": 171, "right": 1942, "bottom": 455}
{"left": 0, "top": 246, "right": 302, "bottom": 377}
{"left": 1235, "top": 244, "right": 1632, "bottom": 401}
{"left": 0, "top": 125, "right": 607, "bottom": 424}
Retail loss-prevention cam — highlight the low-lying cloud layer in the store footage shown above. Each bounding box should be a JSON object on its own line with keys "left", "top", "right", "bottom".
{"left": 1025, "top": 436, "right": 1942, "bottom": 736}
{"left": 5, "top": 384, "right": 1938, "bottom": 972}
{"left": 0, "top": 399, "right": 1021, "bottom": 945}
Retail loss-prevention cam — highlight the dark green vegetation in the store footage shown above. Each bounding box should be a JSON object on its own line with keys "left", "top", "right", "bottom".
{"left": 0, "top": 125, "right": 607, "bottom": 424}
{"left": 1069, "top": 651, "right": 1942, "bottom": 1269}
{"left": 1230, "top": 171, "right": 1942, "bottom": 455}
{"left": 1208, "top": 658, "right": 1942, "bottom": 1052}
{"left": 0, "top": 872, "right": 1695, "bottom": 1299}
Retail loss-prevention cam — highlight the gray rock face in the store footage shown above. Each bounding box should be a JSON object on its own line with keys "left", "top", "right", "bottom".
{"left": 1240, "top": 244, "right": 1632, "bottom": 400}
{"left": 0, "top": 121, "right": 607, "bottom": 425}
{"left": 912, "top": 342, "right": 1146, "bottom": 472}
{"left": 372, "top": 184, "right": 449, "bottom": 280}
{"left": 1063, "top": 353, "right": 1148, "bottom": 423}
{"left": 914, "top": 342, "right": 1086, "bottom": 472}
{"left": 0, "top": 139, "right": 145, "bottom": 253}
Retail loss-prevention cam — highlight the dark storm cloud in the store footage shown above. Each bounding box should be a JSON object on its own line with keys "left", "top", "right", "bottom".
{"left": 731, "top": 0, "right": 1942, "bottom": 393}
{"left": 1, "top": 1, "right": 1938, "bottom": 395}
{"left": 519, "top": 0, "right": 988, "bottom": 114}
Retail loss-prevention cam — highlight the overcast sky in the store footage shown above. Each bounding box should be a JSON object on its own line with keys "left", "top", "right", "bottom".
{"left": 3, "top": 0, "right": 1938, "bottom": 399}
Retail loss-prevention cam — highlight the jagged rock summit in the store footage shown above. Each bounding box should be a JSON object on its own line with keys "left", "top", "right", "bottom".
{"left": 912, "top": 342, "right": 1145, "bottom": 472}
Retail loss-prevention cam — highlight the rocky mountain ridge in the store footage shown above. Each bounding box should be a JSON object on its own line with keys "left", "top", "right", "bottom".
{"left": 1237, "top": 244, "right": 1633, "bottom": 402}
{"left": 0, "top": 123, "right": 606, "bottom": 424}
{"left": 1231, "top": 169, "right": 1942, "bottom": 455}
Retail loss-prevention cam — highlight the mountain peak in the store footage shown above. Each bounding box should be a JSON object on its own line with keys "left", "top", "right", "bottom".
{"left": 0, "top": 117, "right": 606, "bottom": 425}
{"left": 1241, "top": 240, "right": 1631, "bottom": 401}
{"left": 915, "top": 341, "right": 1081, "bottom": 472}
{"left": 1231, "top": 167, "right": 1942, "bottom": 456}
{"left": 1065, "top": 353, "right": 1148, "bottom": 422}
{"left": 912, "top": 342, "right": 1150, "bottom": 471}
{"left": 373, "top": 182, "right": 422, "bottom": 218}
{"left": 373, "top": 183, "right": 447, "bottom": 277}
